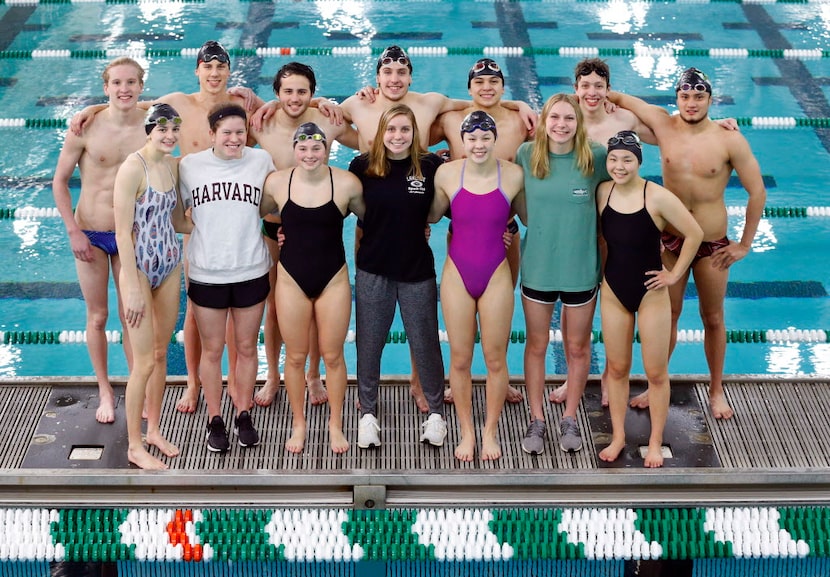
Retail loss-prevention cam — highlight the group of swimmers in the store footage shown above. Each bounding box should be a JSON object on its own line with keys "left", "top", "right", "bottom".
{"left": 53, "top": 41, "right": 766, "bottom": 470}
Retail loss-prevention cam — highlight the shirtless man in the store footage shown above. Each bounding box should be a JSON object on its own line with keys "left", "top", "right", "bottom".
{"left": 72, "top": 41, "right": 266, "bottom": 413}
{"left": 430, "top": 57, "right": 531, "bottom": 405}
{"left": 249, "top": 61, "right": 358, "bottom": 408}
{"left": 607, "top": 67, "right": 766, "bottom": 419}
{"left": 53, "top": 57, "right": 147, "bottom": 423}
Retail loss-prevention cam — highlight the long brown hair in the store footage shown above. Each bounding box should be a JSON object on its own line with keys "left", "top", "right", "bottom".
{"left": 365, "top": 104, "right": 426, "bottom": 179}
{"left": 529, "top": 93, "right": 594, "bottom": 179}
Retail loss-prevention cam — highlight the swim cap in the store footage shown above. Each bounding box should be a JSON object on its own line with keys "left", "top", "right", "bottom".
{"left": 197, "top": 40, "right": 230, "bottom": 66}
{"left": 145, "top": 103, "right": 181, "bottom": 135}
{"left": 460, "top": 110, "right": 497, "bottom": 140}
{"left": 293, "top": 122, "right": 327, "bottom": 146}
{"left": 376, "top": 45, "right": 412, "bottom": 74}
{"left": 467, "top": 58, "right": 504, "bottom": 88}
{"left": 607, "top": 130, "right": 642, "bottom": 164}
{"left": 675, "top": 67, "right": 711, "bottom": 94}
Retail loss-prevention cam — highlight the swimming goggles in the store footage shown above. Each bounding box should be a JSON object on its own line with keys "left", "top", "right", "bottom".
{"left": 199, "top": 52, "right": 230, "bottom": 64}
{"left": 472, "top": 60, "right": 501, "bottom": 74}
{"left": 148, "top": 116, "right": 182, "bottom": 127}
{"left": 295, "top": 133, "right": 325, "bottom": 142}
{"left": 678, "top": 82, "right": 709, "bottom": 93}
{"left": 461, "top": 118, "right": 496, "bottom": 133}
{"left": 380, "top": 56, "right": 410, "bottom": 67}
{"left": 608, "top": 133, "right": 640, "bottom": 147}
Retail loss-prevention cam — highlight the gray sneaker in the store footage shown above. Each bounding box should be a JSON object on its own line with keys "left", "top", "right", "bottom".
{"left": 521, "top": 419, "right": 547, "bottom": 454}
{"left": 559, "top": 416, "right": 583, "bottom": 452}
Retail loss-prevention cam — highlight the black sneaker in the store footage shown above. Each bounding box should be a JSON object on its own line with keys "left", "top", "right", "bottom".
{"left": 234, "top": 410, "right": 260, "bottom": 447}
{"left": 206, "top": 415, "right": 230, "bottom": 453}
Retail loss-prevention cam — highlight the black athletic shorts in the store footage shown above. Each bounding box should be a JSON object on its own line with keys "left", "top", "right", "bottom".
{"left": 188, "top": 273, "right": 270, "bottom": 309}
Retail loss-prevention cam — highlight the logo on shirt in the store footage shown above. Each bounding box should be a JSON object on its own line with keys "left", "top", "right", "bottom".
{"left": 572, "top": 188, "right": 588, "bottom": 199}
{"left": 407, "top": 176, "right": 425, "bottom": 195}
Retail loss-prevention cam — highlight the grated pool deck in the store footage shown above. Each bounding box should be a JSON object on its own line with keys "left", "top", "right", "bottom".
{"left": 0, "top": 376, "right": 828, "bottom": 510}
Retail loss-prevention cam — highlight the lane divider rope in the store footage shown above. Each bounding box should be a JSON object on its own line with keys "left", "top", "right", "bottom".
{"left": 0, "top": 46, "right": 828, "bottom": 60}
{"left": 4, "top": 117, "right": 830, "bottom": 130}
{"left": 2, "top": 328, "right": 827, "bottom": 346}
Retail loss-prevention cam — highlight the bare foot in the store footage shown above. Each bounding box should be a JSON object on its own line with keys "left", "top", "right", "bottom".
{"left": 146, "top": 431, "right": 180, "bottom": 458}
{"left": 96, "top": 390, "right": 116, "bottom": 424}
{"left": 409, "top": 383, "right": 429, "bottom": 413}
{"left": 643, "top": 444, "right": 664, "bottom": 468}
{"left": 443, "top": 387, "right": 454, "bottom": 404}
{"left": 549, "top": 382, "right": 567, "bottom": 404}
{"left": 254, "top": 378, "right": 280, "bottom": 407}
{"left": 599, "top": 440, "right": 625, "bottom": 463}
{"left": 629, "top": 390, "right": 650, "bottom": 410}
{"left": 481, "top": 435, "right": 502, "bottom": 461}
{"left": 285, "top": 425, "right": 306, "bottom": 454}
{"left": 307, "top": 377, "right": 328, "bottom": 406}
{"left": 710, "top": 392, "right": 734, "bottom": 419}
{"left": 330, "top": 427, "right": 349, "bottom": 454}
{"left": 175, "top": 386, "right": 200, "bottom": 413}
{"left": 505, "top": 385, "right": 523, "bottom": 404}
{"left": 128, "top": 446, "right": 168, "bottom": 470}
{"left": 454, "top": 434, "right": 476, "bottom": 462}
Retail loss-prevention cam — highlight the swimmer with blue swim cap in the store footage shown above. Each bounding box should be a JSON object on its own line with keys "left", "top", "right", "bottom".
{"left": 144, "top": 104, "right": 182, "bottom": 135}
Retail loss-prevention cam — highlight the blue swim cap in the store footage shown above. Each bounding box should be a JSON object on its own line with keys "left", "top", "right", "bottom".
{"left": 460, "top": 110, "right": 497, "bottom": 140}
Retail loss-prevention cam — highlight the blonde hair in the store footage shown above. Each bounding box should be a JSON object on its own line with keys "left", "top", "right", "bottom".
{"left": 365, "top": 104, "right": 425, "bottom": 179}
{"left": 529, "top": 93, "right": 594, "bottom": 179}
{"left": 102, "top": 57, "right": 145, "bottom": 84}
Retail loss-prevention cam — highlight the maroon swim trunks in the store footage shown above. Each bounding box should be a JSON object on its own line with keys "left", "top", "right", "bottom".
{"left": 661, "top": 232, "right": 729, "bottom": 265}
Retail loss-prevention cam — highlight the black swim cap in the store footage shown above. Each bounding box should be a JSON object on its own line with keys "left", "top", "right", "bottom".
{"left": 675, "top": 67, "right": 711, "bottom": 94}
{"left": 293, "top": 122, "right": 327, "bottom": 146}
{"left": 460, "top": 110, "right": 497, "bottom": 140}
{"left": 197, "top": 40, "right": 230, "bottom": 66}
{"left": 467, "top": 58, "right": 504, "bottom": 88}
{"left": 145, "top": 103, "right": 182, "bottom": 135}
{"left": 376, "top": 45, "right": 412, "bottom": 74}
{"left": 607, "top": 130, "right": 642, "bottom": 164}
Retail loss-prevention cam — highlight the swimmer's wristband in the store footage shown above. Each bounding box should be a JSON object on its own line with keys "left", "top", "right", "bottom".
{"left": 507, "top": 219, "right": 519, "bottom": 234}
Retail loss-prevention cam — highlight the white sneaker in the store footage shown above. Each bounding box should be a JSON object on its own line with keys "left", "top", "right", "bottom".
{"left": 357, "top": 414, "right": 381, "bottom": 448}
{"left": 420, "top": 413, "right": 448, "bottom": 447}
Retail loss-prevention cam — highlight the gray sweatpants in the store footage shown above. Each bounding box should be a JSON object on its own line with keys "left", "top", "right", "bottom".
{"left": 355, "top": 268, "right": 445, "bottom": 418}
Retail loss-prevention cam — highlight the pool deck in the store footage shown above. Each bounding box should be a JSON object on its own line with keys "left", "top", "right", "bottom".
{"left": 1, "top": 376, "right": 829, "bottom": 510}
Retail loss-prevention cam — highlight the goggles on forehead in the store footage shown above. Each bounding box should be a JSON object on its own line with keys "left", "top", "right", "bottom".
{"left": 678, "top": 82, "right": 709, "bottom": 93}
{"left": 472, "top": 60, "right": 501, "bottom": 74}
{"left": 199, "top": 52, "right": 230, "bottom": 64}
{"left": 380, "top": 56, "right": 409, "bottom": 67}
{"left": 148, "top": 116, "right": 182, "bottom": 127}
{"left": 461, "top": 118, "right": 496, "bottom": 133}
{"left": 295, "top": 133, "right": 325, "bottom": 142}
{"left": 608, "top": 133, "right": 640, "bottom": 147}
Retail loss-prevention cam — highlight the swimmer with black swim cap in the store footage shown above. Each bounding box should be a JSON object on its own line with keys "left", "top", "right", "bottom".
{"left": 197, "top": 40, "right": 230, "bottom": 67}
{"left": 676, "top": 67, "right": 711, "bottom": 94}
{"left": 144, "top": 103, "right": 182, "bottom": 135}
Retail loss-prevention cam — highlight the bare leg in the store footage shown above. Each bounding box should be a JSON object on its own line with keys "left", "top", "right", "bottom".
{"left": 255, "top": 260, "right": 282, "bottom": 407}
{"left": 408, "top": 349, "right": 429, "bottom": 413}
{"left": 176, "top": 300, "right": 201, "bottom": 412}
{"left": 75, "top": 250, "right": 117, "bottom": 423}
{"left": 305, "top": 317, "right": 328, "bottom": 405}
{"left": 441, "top": 261, "right": 478, "bottom": 462}
{"left": 478, "top": 268, "right": 513, "bottom": 461}
{"left": 694, "top": 258, "right": 733, "bottom": 419}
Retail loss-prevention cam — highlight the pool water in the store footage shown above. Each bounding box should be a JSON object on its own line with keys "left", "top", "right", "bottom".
{"left": 1, "top": 0, "right": 829, "bottom": 378}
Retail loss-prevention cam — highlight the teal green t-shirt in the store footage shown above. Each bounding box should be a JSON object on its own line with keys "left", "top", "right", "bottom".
{"left": 516, "top": 141, "right": 609, "bottom": 292}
